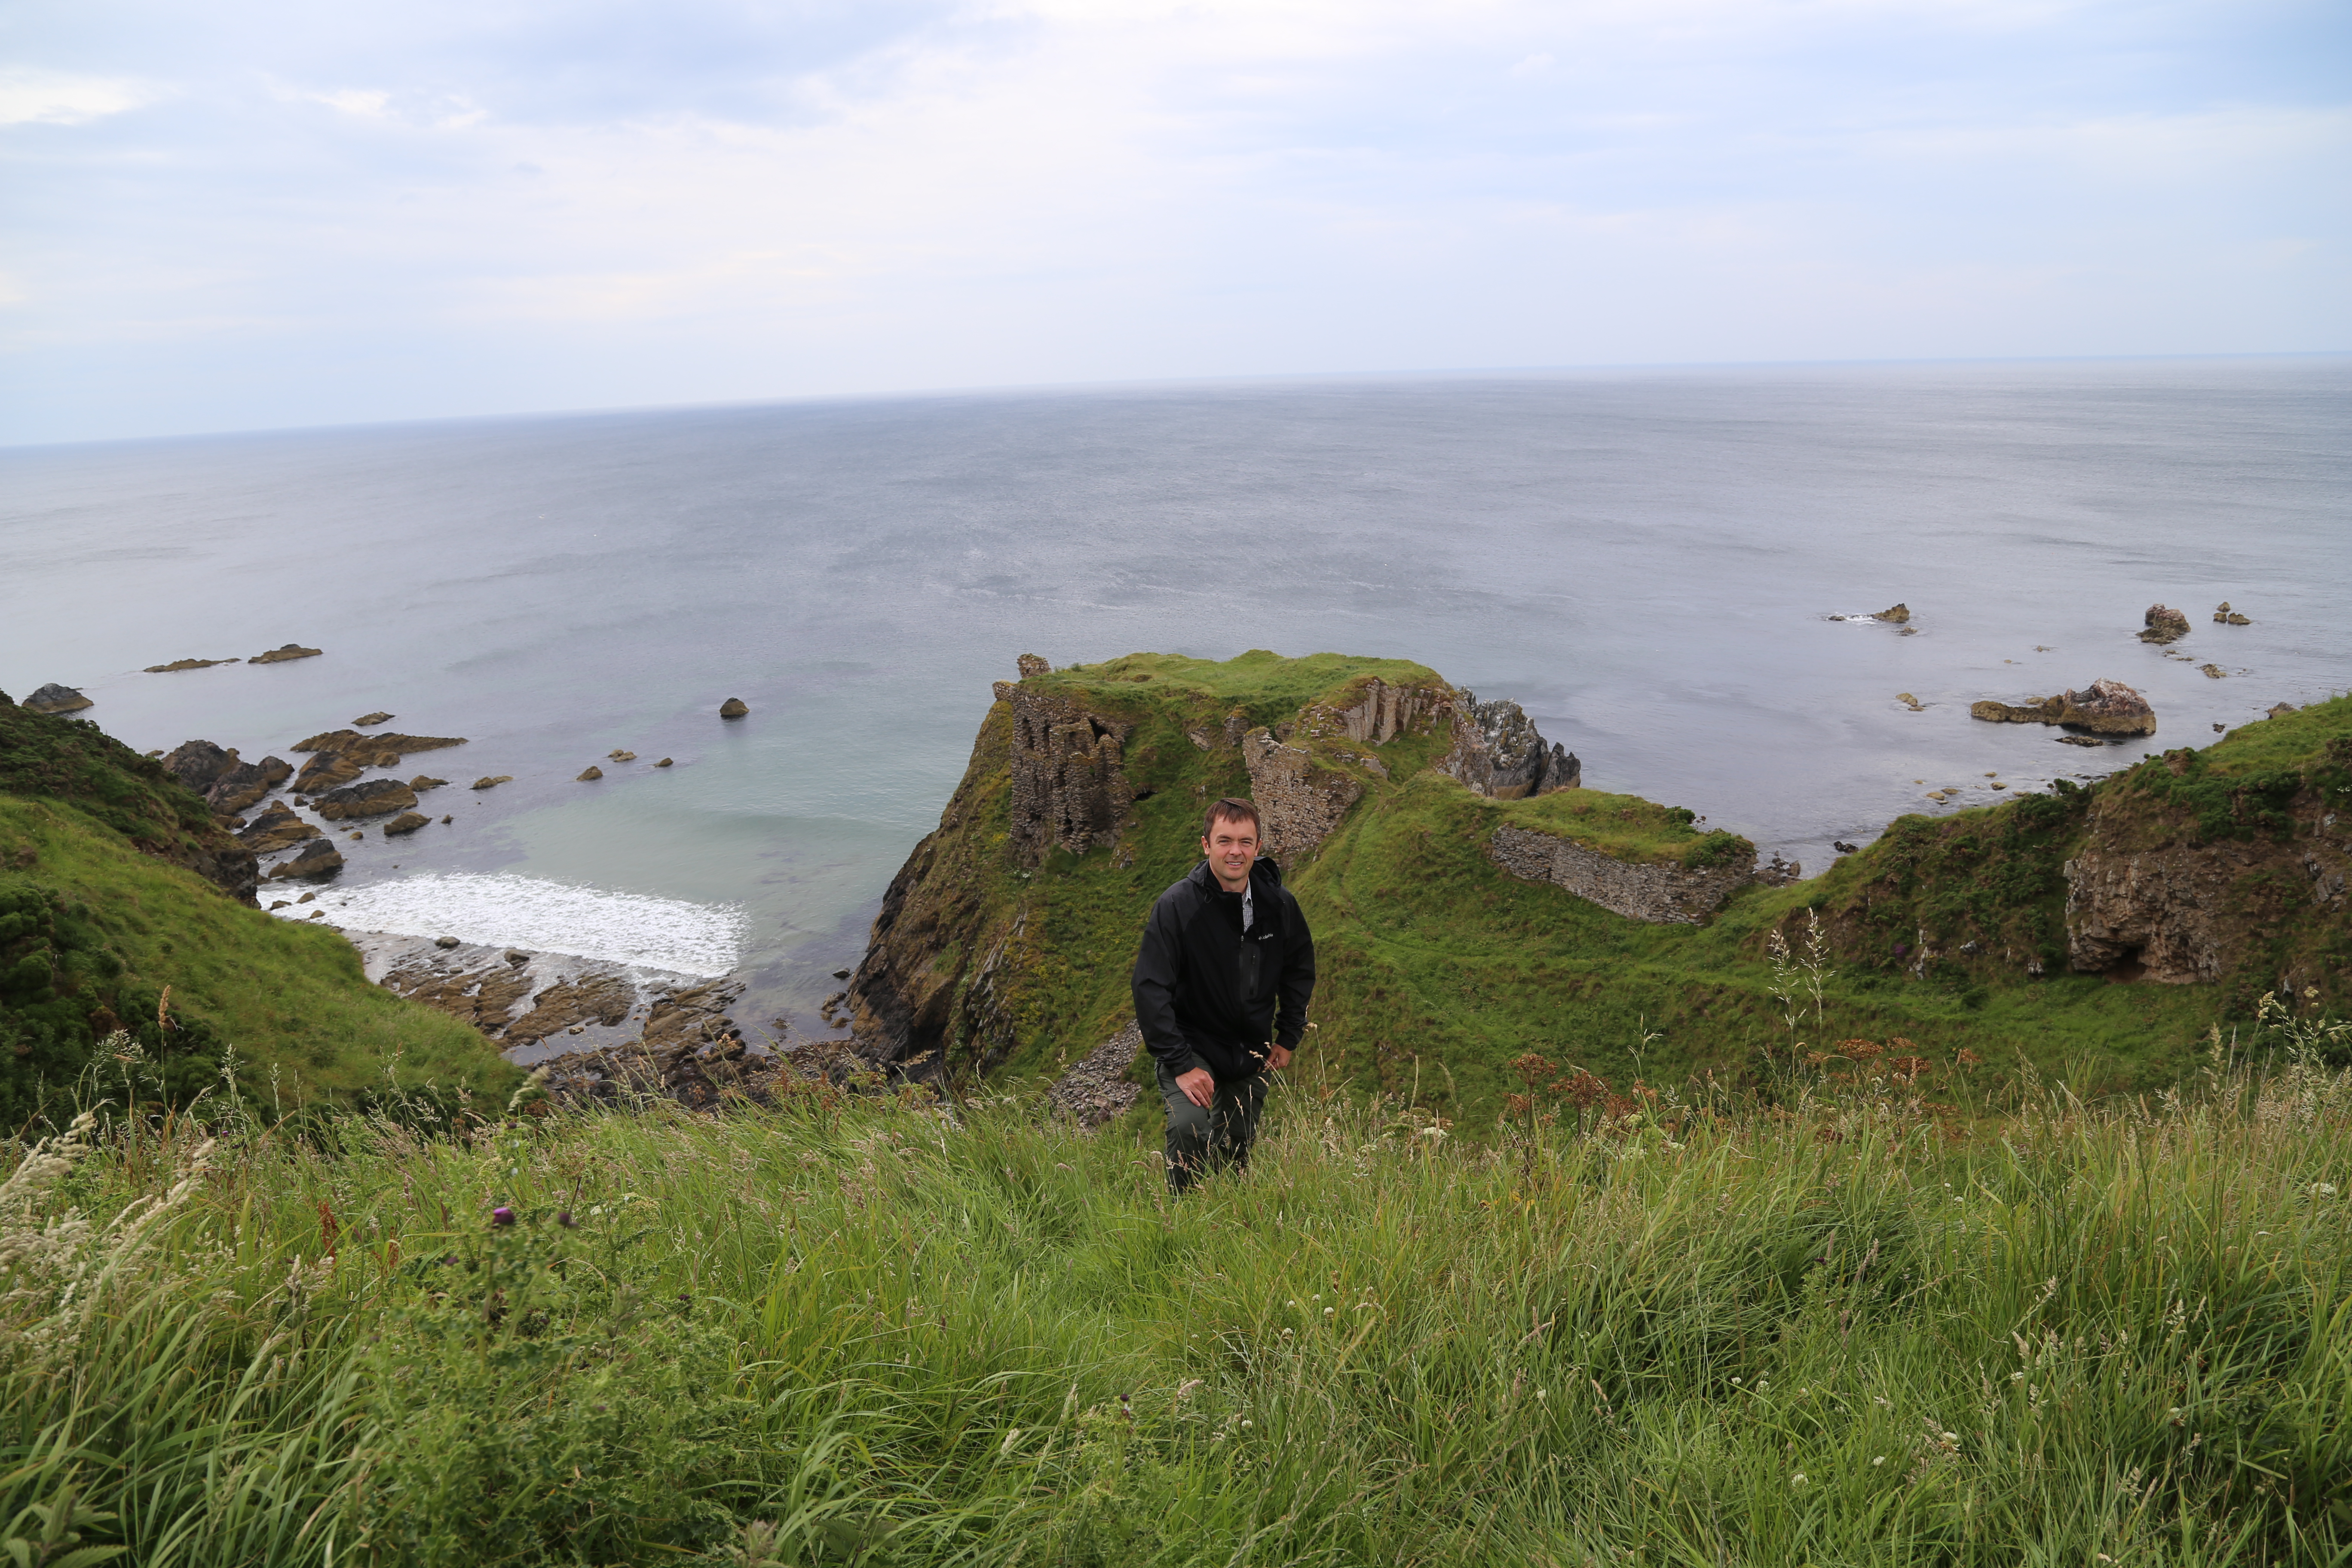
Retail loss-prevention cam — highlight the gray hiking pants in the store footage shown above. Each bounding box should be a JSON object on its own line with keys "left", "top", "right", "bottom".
{"left": 1156, "top": 1059, "right": 1268, "bottom": 1194}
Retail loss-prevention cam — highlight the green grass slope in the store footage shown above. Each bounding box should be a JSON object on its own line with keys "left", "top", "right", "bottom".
{"left": 854, "top": 655, "right": 2349, "bottom": 1121}
{"left": 18, "top": 1047, "right": 2352, "bottom": 1564}
{"left": 0, "top": 699, "right": 518, "bottom": 1121}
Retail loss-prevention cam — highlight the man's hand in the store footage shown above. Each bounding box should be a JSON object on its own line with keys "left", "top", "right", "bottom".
{"left": 1176, "top": 1067, "right": 1216, "bottom": 1108}
{"left": 1265, "top": 1043, "right": 1293, "bottom": 1072}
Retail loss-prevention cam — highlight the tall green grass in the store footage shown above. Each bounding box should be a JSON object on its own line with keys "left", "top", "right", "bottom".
{"left": 8, "top": 1011, "right": 2352, "bottom": 1565}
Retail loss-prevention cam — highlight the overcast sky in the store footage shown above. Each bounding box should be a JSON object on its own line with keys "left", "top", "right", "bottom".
{"left": 3, "top": 0, "right": 2346, "bottom": 444}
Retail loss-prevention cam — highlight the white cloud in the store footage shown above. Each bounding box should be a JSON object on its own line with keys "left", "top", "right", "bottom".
{"left": 0, "top": 67, "right": 154, "bottom": 126}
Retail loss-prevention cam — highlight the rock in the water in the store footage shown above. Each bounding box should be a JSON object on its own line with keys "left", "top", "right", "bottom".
{"left": 293, "top": 751, "right": 364, "bottom": 795}
{"left": 2213, "top": 602, "right": 2251, "bottom": 625}
{"left": 291, "top": 728, "right": 465, "bottom": 756}
{"left": 352, "top": 711, "right": 393, "bottom": 726}
{"left": 655, "top": 757, "right": 673, "bottom": 767}
{"left": 1833, "top": 840, "right": 1860, "bottom": 854}
{"left": 1017, "top": 653, "right": 1051, "bottom": 679}
{"left": 239, "top": 799, "right": 320, "bottom": 855}
{"left": 607, "top": 749, "right": 636, "bottom": 762}
{"left": 248, "top": 644, "right": 322, "bottom": 664}
{"left": 1972, "top": 679, "right": 2154, "bottom": 737}
{"left": 719, "top": 698, "right": 749, "bottom": 719}
{"left": 2139, "top": 605, "right": 2191, "bottom": 644}
{"left": 383, "top": 811, "right": 430, "bottom": 836}
{"left": 440, "top": 814, "right": 452, "bottom": 824}
{"left": 1896, "top": 692, "right": 1923, "bottom": 711}
{"left": 1441, "top": 690, "right": 1580, "bottom": 799}
{"left": 22, "top": 683, "right": 94, "bottom": 715}
{"left": 409, "top": 775, "right": 448, "bottom": 791}
{"left": 268, "top": 838, "right": 344, "bottom": 879}
{"left": 143, "top": 657, "right": 236, "bottom": 673}
{"left": 2200, "top": 664, "right": 2226, "bottom": 680}
{"left": 2060, "top": 678, "right": 2156, "bottom": 735}
{"left": 162, "top": 739, "right": 238, "bottom": 793}
{"left": 472, "top": 775, "right": 512, "bottom": 790}
{"left": 206, "top": 754, "right": 292, "bottom": 815}
{"left": 2056, "top": 734, "right": 2111, "bottom": 747}
{"left": 314, "top": 778, "right": 419, "bottom": 820}
{"left": 576, "top": 766, "right": 603, "bottom": 781}
{"left": 1871, "top": 603, "right": 1911, "bottom": 624}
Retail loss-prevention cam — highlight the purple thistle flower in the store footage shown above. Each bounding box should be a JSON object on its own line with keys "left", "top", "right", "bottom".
{"left": 491, "top": 1206, "right": 516, "bottom": 1226}
{"left": 1893, "top": 943, "right": 1908, "bottom": 956}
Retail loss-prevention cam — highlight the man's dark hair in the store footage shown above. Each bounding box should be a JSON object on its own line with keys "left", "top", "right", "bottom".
{"left": 1203, "top": 797, "right": 1261, "bottom": 839}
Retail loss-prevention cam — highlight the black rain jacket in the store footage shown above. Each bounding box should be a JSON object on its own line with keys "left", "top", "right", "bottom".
{"left": 1132, "top": 857, "right": 1315, "bottom": 1082}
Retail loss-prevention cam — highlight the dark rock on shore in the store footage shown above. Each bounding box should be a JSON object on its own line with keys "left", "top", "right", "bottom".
{"left": 1871, "top": 603, "right": 1911, "bottom": 624}
{"left": 410, "top": 775, "right": 448, "bottom": 791}
{"left": 248, "top": 644, "right": 322, "bottom": 664}
{"left": 268, "top": 838, "right": 344, "bottom": 879}
{"left": 382, "top": 811, "right": 430, "bottom": 836}
{"left": 294, "top": 751, "right": 364, "bottom": 795}
{"left": 239, "top": 800, "right": 319, "bottom": 855}
{"left": 472, "top": 775, "right": 512, "bottom": 790}
{"left": 206, "top": 755, "right": 292, "bottom": 816}
{"left": 162, "top": 739, "right": 237, "bottom": 793}
{"left": 22, "top": 684, "right": 93, "bottom": 715}
{"left": 144, "top": 658, "right": 236, "bottom": 673}
{"left": 576, "top": 766, "right": 603, "bottom": 781}
{"left": 315, "top": 778, "right": 419, "bottom": 821}
{"left": 2139, "top": 605, "right": 2191, "bottom": 644}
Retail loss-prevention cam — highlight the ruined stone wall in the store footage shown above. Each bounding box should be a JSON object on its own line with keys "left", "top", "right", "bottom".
{"left": 993, "top": 680, "right": 1135, "bottom": 864}
{"left": 1488, "top": 823, "right": 1755, "bottom": 924}
{"left": 1241, "top": 729, "right": 1364, "bottom": 862}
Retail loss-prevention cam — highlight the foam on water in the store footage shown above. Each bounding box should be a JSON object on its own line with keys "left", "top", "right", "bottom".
{"left": 280, "top": 873, "right": 744, "bottom": 976}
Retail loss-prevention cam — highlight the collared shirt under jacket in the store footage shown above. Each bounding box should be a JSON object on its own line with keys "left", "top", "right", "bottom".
{"left": 1132, "top": 857, "right": 1315, "bottom": 1082}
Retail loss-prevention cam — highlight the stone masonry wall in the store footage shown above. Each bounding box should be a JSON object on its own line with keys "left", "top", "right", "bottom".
{"left": 1489, "top": 823, "right": 1756, "bottom": 925}
{"left": 992, "top": 680, "right": 1135, "bottom": 864}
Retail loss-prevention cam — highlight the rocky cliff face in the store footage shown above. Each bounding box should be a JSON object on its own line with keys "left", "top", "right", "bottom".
{"left": 1804, "top": 709, "right": 2352, "bottom": 1007}
{"left": 1441, "top": 690, "right": 1580, "bottom": 799}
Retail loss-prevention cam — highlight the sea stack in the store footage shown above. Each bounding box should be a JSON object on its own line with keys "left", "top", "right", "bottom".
{"left": 21, "top": 684, "right": 93, "bottom": 715}
{"left": 719, "top": 698, "right": 749, "bottom": 719}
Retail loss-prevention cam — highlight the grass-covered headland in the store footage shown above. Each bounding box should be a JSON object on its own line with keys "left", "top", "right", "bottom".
{"left": 12, "top": 1009, "right": 2352, "bottom": 1565}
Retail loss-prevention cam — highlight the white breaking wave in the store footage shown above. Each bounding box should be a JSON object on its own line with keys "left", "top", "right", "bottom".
{"left": 285, "top": 873, "right": 744, "bottom": 976}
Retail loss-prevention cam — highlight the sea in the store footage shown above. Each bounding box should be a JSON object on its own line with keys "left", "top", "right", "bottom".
{"left": 4, "top": 358, "right": 2348, "bottom": 1042}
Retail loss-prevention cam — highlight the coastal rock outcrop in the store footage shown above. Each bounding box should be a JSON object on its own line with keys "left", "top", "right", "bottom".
{"left": 1872, "top": 603, "right": 1911, "bottom": 624}
{"left": 2214, "top": 603, "right": 2251, "bottom": 625}
{"left": 291, "top": 728, "right": 465, "bottom": 758}
{"left": 719, "top": 698, "right": 749, "bottom": 719}
{"left": 22, "top": 684, "right": 93, "bottom": 715}
{"left": 1488, "top": 824, "right": 1759, "bottom": 924}
{"left": 2139, "top": 605, "right": 2191, "bottom": 644}
{"left": 162, "top": 739, "right": 237, "bottom": 794}
{"left": 1441, "top": 691, "right": 1580, "bottom": 799}
{"left": 314, "top": 778, "right": 419, "bottom": 821}
{"left": 1971, "top": 679, "right": 2155, "bottom": 737}
{"left": 248, "top": 644, "right": 322, "bottom": 664}
{"left": 352, "top": 711, "right": 393, "bottom": 726}
{"left": 205, "top": 755, "right": 292, "bottom": 816}
{"left": 294, "top": 752, "right": 365, "bottom": 795}
{"left": 144, "top": 658, "right": 235, "bottom": 673}
{"left": 382, "top": 811, "right": 430, "bottom": 836}
{"left": 472, "top": 775, "right": 512, "bottom": 790}
{"left": 239, "top": 800, "right": 319, "bottom": 855}
{"left": 576, "top": 766, "right": 603, "bottom": 781}
{"left": 268, "top": 838, "right": 344, "bottom": 879}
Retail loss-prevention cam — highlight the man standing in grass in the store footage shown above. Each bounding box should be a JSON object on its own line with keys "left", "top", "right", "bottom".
{"left": 1132, "top": 797, "right": 1316, "bottom": 1193}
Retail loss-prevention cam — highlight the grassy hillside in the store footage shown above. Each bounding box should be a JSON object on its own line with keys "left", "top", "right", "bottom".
{"left": 0, "top": 698, "right": 518, "bottom": 1121}
{"left": 854, "top": 655, "right": 2349, "bottom": 1121}
{"left": 14, "top": 1035, "right": 2352, "bottom": 1564}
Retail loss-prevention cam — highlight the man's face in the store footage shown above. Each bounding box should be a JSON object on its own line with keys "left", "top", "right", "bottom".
{"left": 1200, "top": 815, "right": 1259, "bottom": 891}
